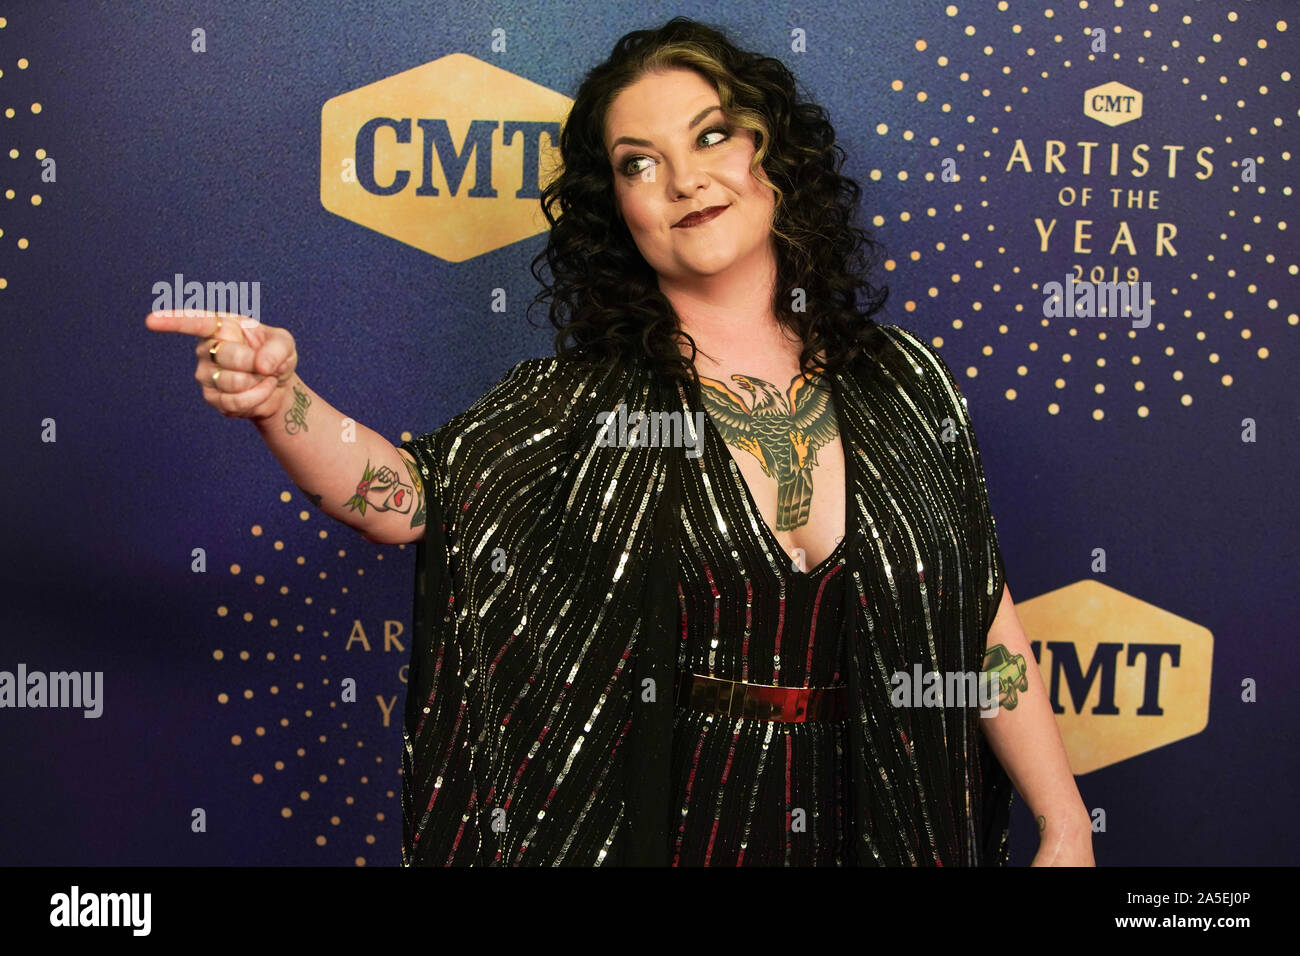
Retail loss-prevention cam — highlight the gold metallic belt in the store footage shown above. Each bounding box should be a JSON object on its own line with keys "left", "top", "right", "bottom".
{"left": 676, "top": 672, "right": 850, "bottom": 722}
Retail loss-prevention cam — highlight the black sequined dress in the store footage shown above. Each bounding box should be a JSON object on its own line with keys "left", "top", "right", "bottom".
{"left": 398, "top": 324, "right": 1013, "bottom": 867}
{"left": 671, "top": 411, "right": 853, "bottom": 866}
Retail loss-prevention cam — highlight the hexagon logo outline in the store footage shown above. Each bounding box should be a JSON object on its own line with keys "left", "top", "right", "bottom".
{"left": 321, "top": 54, "right": 572, "bottom": 262}
{"left": 1084, "top": 81, "right": 1143, "bottom": 127}
{"left": 1015, "top": 578, "right": 1212, "bottom": 774}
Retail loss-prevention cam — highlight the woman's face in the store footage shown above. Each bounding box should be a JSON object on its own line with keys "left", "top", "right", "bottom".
{"left": 604, "top": 68, "right": 776, "bottom": 283}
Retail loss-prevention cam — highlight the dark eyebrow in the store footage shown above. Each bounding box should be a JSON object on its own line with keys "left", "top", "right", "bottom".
{"left": 609, "top": 105, "right": 723, "bottom": 154}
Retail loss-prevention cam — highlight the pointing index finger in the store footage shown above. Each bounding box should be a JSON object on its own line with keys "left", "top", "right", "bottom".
{"left": 145, "top": 309, "right": 254, "bottom": 341}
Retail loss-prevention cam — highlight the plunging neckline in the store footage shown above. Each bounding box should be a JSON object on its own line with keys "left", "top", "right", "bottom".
{"left": 698, "top": 383, "right": 853, "bottom": 578}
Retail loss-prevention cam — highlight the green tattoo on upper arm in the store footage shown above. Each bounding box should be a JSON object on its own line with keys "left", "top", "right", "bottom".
{"left": 981, "top": 643, "right": 1031, "bottom": 710}
{"left": 344, "top": 459, "right": 419, "bottom": 522}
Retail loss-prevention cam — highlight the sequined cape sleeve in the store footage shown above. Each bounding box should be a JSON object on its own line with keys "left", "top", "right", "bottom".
{"left": 397, "top": 358, "right": 582, "bottom": 864}
{"left": 881, "top": 326, "right": 1008, "bottom": 637}
{"left": 395, "top": 355, "right": 674, "bottom": 865}
{"left": 878, "top": 324, "right": 1014, "bottom": 864}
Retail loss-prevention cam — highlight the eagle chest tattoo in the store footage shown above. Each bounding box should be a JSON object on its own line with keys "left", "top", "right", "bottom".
{"left": 698, "top": 368, "right": 840, "bottom": 532}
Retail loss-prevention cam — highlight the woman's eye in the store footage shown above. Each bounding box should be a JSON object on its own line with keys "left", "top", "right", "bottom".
{"left": 700, "top": 126, "right": 729, "bottom": 147}
{"left": 622, "top": 126, "right": 731, "bottom": 178}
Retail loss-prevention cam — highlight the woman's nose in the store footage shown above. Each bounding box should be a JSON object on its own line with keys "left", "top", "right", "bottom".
{"left": 666, "top": 157, "right": 710, "bottom": 197}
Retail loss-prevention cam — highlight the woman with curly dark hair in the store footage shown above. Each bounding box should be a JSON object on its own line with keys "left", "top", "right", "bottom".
{"left": 150, "top": 16, "right": 1091, "bottom": 867}
{"left": 530, "top": 18, "right": 894, "bottom": 391}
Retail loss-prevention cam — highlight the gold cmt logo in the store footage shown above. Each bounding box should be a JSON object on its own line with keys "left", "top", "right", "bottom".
{"left": 1084, "top": 81, "right": 1143, "bottom": 127}
{"left": 1015, "top": 580, "right": 1211, "bottom": 774}
{"left": 321, "top": 54, "right": 572, "bottom": 261}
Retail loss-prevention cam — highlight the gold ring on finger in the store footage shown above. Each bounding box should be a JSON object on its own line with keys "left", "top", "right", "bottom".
{"left": 209, "top": 339, "right": 224, "bottom": 366}
{"left": 212, "top": 314, "right": 223, "bottom": 338}
{"left": 211, "top": 369, "right": 221, "bottom": 388}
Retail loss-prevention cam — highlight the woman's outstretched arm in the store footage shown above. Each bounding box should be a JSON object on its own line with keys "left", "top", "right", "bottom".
{"left": 146, "top": 309, "right": 426, "bottom": 546}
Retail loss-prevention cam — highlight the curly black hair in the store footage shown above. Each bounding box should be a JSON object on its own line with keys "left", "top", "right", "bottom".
{"left": 527, "top": 16, "right": 898, "bottom": 391}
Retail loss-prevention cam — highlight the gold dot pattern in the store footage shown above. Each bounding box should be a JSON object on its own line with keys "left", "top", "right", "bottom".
{"left": 878, "top": 3, "right": 1292, "bottom": 420}
{"left": 209, "top": 491, "right": 413, "bottom": 864}
{"left": 0, "top": 24, "right": 46, "bottom": 291}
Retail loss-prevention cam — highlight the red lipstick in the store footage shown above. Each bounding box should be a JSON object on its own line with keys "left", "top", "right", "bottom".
{"left": 673, "top": 204, "right": 729, "bottom": 228}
